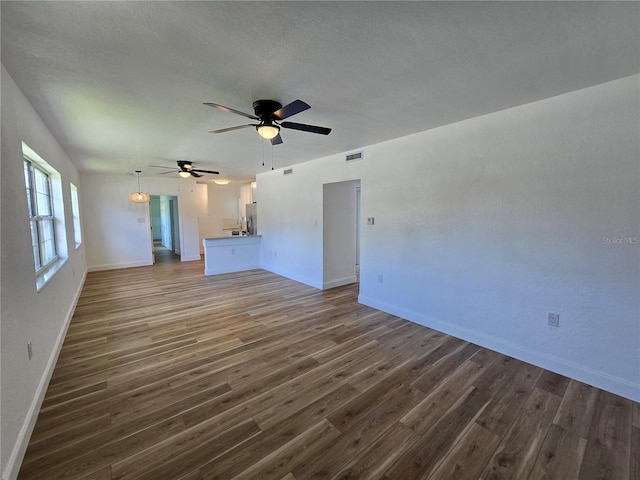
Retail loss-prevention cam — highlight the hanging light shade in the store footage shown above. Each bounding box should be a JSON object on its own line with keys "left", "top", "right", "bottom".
{"left": 129, "top": 170, "right": 150, "bottom": 203}
{"left": 178, "top": 171, "right": 191, "bottom": 178}
{"left": 256, "top": 120, "right": 280, "bottom": 140}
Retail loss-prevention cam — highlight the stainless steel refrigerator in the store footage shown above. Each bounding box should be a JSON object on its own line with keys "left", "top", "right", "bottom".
{"left": 246, "top": 203, "right": 258, "bottom": 236}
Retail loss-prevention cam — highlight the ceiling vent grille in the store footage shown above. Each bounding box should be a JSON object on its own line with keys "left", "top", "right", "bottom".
{"left": 346, "top": 151, "right": 364, "bottom": 162}
{"left": 283, "top": 168, "right": 294, "bottom": 175}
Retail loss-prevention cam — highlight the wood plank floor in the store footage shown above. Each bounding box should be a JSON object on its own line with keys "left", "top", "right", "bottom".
{"left": 19, "top": 258, "right": 638, "bottom": 479}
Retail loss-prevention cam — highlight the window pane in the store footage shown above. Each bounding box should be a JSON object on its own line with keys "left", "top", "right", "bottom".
{"left": 30, "top": 221, "right": 41, "bottom": 270}
{"left": 34, "top": 167, "right": 49, "bottom": 194}
{"left": 34, "top": 168, "right": 52, "bottom": 216}
{"left": 24, "top": 162, "right": 34, "bottom": 217}
{"left": 36, "top": 192, "right": 52, "bottom": 216}
{"left": 70, "top": 183, "right": 82, "bottom": 246}
{"left": 39, "top": 219, "right": 56, "bottom": 266}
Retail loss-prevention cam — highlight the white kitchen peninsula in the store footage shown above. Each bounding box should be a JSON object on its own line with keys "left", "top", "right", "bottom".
{"left": 203, "top": 236, "right": 261, "bottom": 276}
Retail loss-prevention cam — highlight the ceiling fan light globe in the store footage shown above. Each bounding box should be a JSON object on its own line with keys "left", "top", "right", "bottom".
{"left": 257, "top": 124, "right": 280, "bottom": 140}
{"left": 179, "top": 171, "right": 191, "bottom": 178}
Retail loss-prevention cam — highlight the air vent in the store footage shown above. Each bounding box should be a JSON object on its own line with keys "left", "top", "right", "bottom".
{"left": 283, "top": 168, "right": 294, "bottom": 175}
{"left": 346, "top": 151, "right": 364, "bottom": 162}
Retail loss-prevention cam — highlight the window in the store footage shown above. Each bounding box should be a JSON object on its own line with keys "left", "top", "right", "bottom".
{"left": 24, "top": 159, "right": 58, "bottom": 271}
{"left": 22, "top": 142, "right": 67, "bottom": 290}
{"left": 70, "top": 183, "right": 82, "bottom": 247}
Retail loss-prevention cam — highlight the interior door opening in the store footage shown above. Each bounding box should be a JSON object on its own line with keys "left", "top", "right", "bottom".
{"left": 150, "top": 195, "right": 181, "bottom": 264}
{"left": 322, "top": 179, "right": 361, "bottom": 290}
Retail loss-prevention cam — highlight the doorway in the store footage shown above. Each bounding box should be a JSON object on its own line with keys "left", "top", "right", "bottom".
{"left": 322, "top": 179, "right": 361, "bottom": 290}
{"left": 150, "top": 195, "right": 181, "bottom": 264}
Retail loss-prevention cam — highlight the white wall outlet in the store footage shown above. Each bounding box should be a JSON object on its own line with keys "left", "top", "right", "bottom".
{"left": 548, "top": 312, "right": 560, "bottom": 327}
{"left": 27, "top": 341, "right": 33, "bottom": 360}
{"left": 367, "top": 217, "right": 375, "bottom": 225}
{"left": 378, "top": 274, "right": 383, "bottom": 284}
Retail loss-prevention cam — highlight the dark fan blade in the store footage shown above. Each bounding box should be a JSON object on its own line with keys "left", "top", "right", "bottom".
{"left": 190, "top": 171, "right": 203, "bottom": 178}
{"left": 149, "top": 164, "right": 176, "bottom": 170}
{"left": 158, "top": 170, "right": 176, "bottom": 175}
{"left": 191, "top": 169, "right": 220, "bottom": 175}
{"left": 209, "top": 124, "right": 256, "bottom": 134}
{"left": 270, "top": 133, "right": 283, "bottom": 146}
{"left": 204, "top": 102, "right": 258, "bottom": 120}
{"left": 280, "top": 121, "right": 331, "bottom": 135}
{"left": 273, "top": 100, "right": 310, "bottom": 120}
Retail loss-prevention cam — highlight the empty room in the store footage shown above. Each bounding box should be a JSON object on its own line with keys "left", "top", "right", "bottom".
{"left": 1, "top": 2, "right": 638, "bottom": 480}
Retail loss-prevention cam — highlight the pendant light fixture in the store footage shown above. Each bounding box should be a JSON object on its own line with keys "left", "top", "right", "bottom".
{"left": 129, "top": 170, "right": 150, "bottom": 203}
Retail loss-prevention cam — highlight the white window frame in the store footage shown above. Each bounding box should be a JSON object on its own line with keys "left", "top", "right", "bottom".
{"left": 22, "top": 142, "right": 68, "bottom": 290}
{"left": 70, "top": 183, "right": 82, "bottom": 248}
{"left": 24, "top": 159, "right": 58, "bottom": 272}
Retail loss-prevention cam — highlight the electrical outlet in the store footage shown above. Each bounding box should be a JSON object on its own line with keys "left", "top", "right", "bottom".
{"left": 378, "top": 274, "right": 383, "bottom": 284}
{"left": 231, "top": 248, "right": 235, "bottom": 254}
{"left": 548, "top": 312, "right": 560, "bottom": 327}
{"left": 27, "top": 341, "right": 33, "bottom": 360}
{"left": 367, "top": 217, "right": 375, "bottom": 225}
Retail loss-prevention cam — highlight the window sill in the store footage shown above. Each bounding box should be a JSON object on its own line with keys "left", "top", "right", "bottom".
{"left": 36, "top": 257, "right": 68, "bottom": 292}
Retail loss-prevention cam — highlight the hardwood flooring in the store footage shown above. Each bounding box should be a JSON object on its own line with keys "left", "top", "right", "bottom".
{"left": 19, "top": 259, "right": 638, "bottom": 479}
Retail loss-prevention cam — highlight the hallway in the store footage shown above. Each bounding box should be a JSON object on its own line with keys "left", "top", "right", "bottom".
{"left": 153, "top": 240, "right": 180, "bottom": 264}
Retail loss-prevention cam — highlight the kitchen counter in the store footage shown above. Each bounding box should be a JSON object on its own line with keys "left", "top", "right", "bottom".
{"left": 203, "top": 236, "right": 261, "bottom": 276}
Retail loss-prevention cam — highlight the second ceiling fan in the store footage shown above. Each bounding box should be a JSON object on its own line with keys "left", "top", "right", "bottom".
{"left": 151, "top": 161, "right": 219, "bottom": 178}
{"left": 204, "top": 99, "right": 331, "bottom": 145}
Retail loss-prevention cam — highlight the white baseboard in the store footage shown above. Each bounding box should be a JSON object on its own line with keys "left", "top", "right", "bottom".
{"left": 358, "top": 294, "right": 640, "bottom": 403}
{"left": 3, "top": 269, "right": 87, "bottom": 480}
{"left": 180, "top": 255, "right": 201, "bottom": 262}
{"left": 88, "top": 260, "right": 151, "bottom": 272}
{"left": 204, "top": 263, "right": 260, "bottom": 276}
{"left": 323, "top": 275, "right": 357, "bottom": 290}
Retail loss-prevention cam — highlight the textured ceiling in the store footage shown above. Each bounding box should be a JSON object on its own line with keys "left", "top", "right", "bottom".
{"left": 2, "top": 1, "right": 638, "bottom": 182}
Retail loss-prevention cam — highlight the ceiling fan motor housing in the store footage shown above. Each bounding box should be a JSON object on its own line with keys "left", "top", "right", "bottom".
{"left": 253, "top": 100, "right": 282, "bottom": 120}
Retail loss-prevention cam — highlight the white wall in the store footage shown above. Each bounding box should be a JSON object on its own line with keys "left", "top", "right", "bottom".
{"left": 194, "top": 184, "right": 210, "bottom": 253}
{"left": 259, "top": 160, "right": 364, "bottom": 289}
{"left": 1, "top": 65, "right": 87, "bottom": 479}
{"left": 257, "top": 75, "right": 640, "bottom": 402}
{"left": 81, "top": 174, "right": 204, "bottom": 270}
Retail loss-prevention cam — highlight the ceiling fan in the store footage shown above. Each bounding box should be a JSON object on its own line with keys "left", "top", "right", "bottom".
{"left": 150, "top": 161, "right": 219, "bottom": 178}
{"left": 204, "top": 99, "right": 331, "bottom": 145}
